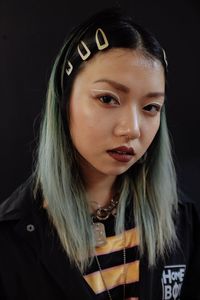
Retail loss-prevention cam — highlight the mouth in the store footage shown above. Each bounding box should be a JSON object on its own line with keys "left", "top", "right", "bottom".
{"left": 107, "top": 146, "right": 135, "bottom": 163}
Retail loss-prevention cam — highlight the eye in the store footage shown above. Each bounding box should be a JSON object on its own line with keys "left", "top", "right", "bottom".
{"left": 144, "top": 104, "right": 162, "bottom": 114}
{"left": 98, "top": 95, "right": 120, "bottom": 105}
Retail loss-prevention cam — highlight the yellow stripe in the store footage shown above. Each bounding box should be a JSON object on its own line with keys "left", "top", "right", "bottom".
{"left": 95, "top": 227, "right": 139, "bottom": 256}
{"left": 84, "top": 260, "right": 139, "bottom": 294}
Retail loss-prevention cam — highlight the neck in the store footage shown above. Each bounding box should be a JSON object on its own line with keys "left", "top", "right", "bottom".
{"left": 80, "top": 159, "right": 120, "bottom": 213}
{"left": 87, "top": 177, "right": 117, "bottom": 208}
{"left": 80, "top": 161, "right": 118, "bottom": 212}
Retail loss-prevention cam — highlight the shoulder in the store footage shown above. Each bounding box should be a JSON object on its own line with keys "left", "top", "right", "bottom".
{"left": 177, "top": 192, "right": 200, "bottom": 298}
{"left": 178, "top": 188, "right": 200, "bottom": 222}
{"left": 176, "top": 188, "right": 200, "bottom": 255}
{"left": 0, "top": 177, "right": 42, "bottom": 228}
{"left": 0, "top": 177, "right": 45, "bottom": 268}
{"left": 0, "top": 176, "right": 41, "bottom": 222}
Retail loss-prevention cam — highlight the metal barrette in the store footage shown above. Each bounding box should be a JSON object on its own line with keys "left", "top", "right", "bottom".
{"left": 65, "top": 28, "right": 109, "bottom": 76}
{"left": 162, "top": 48, "right": 168, "bottom": 67}
{"left": 77, "top": 41, "right": 91, "bottom": 61}
{"left": 65, "top": 60, "right": 73, "bottom": 76}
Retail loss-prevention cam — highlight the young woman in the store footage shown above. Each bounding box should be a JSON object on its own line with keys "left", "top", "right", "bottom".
{"left": 0, "top": 8, "right": 199, "bottom": 300}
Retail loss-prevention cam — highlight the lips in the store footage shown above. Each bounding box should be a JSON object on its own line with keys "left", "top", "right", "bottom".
{"left": 107, "top": 146, "right": 135, "bottom": 162}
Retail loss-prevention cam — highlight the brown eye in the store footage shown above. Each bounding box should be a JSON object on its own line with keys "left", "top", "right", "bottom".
{"left": 99, "top": 95, "right": 119, "bottom": 105}
{"left": 144, "top": 104, "right": 161, "bottom": 113}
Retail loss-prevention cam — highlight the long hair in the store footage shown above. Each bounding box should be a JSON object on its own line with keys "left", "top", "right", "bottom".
{"left": 33, "top": 8, "right": 178, "bottom": 272}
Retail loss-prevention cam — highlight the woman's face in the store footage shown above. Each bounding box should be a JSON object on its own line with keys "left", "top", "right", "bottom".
{"left": 69, "top": 49, "right": 165, "bottom": 178}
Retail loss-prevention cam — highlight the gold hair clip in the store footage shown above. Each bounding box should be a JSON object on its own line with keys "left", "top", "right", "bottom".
{"left": 77, "top": 41, "right": 91, "bottom": 61}
{"left": 95, "top": 28, "right": 109, "bottom": 50}
{"left": 65, "top": 28, "right": 109, "bottom": 75}
{"left": 65, "top": 60, "right": 73, "bottom": 76}
{"left": 162, "top": 49, "right": 168, "bottom": 67}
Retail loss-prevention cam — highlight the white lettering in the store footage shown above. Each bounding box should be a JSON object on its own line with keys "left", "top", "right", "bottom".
{"left": 163, "top": 270, "right": 172, "bottom": 284}
{"left": 172, "top": 282, "right": 179, "bottom": 299}
{"left": 163, "top": 283, "right": 183, "bottom": 300}
{"left": 171, "top": 271, "right": 176, "bottom": 281}
{"left": 162, "top": 265, "right": 186, "bottom": 299}
{"left": 164, "top": 286, "right": 172, "bottom": 299}
{"left": 162, "top": 268, "right": 185, "bottom": 285}
{"left": 178, "top": 269, "right": 185, "bottom": 282}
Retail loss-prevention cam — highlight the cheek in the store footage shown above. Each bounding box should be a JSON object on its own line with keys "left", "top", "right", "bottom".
{"left": 142, "top": 118, "right": 160, "bottom": 145}
{"left": 69, "top": 99, "right": 107, "bottom": 144}
{"left": 70, "top": 111, "right": 99, "bottom": 138}
{"left": 70, "top": 97, "right": 115, "bottom": 138}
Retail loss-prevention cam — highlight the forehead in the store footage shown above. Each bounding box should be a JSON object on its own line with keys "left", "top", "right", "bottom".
{"left": 73, "top": 48, "right": 165, "bottom": 92}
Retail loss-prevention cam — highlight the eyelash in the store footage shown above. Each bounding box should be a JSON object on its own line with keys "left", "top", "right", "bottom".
{"left": 96, "top": 94, "right": 162, "bottom": 113}
{"left": 98, "top": 94, "right": 120, "bottom": 105}
{"left": 143, "top": 104, "right": 162, "bottom": 114}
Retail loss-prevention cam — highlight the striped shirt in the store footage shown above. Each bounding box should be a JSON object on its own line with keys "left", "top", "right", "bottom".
{"left": 83, "top": 214, "right": 140, "bottom": 299}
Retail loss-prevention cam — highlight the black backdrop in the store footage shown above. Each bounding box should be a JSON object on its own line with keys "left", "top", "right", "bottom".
{"left": 0, "top": 0, "right": 199, "bottom": 203}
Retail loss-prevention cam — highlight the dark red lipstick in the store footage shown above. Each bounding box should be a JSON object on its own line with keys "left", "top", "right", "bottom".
{"left": 107, "top": 146, "right": 135, "bottom": 162}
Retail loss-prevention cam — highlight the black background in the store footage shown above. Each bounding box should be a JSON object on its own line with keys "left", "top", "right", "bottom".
{"left": 0, "top": 0, "right": 199, "bottom": 203}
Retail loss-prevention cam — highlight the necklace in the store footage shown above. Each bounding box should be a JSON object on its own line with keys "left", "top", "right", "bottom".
{"left": 95, "top": 233, "right": 127, "bottom": 300}
{"left": 92, "top": 195, "right": 119, "bottom": 247}
{"left": 94, "top": 196, "right": 119, "bottom": 221}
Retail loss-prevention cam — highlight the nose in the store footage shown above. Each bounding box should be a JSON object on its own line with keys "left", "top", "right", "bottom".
{"left": 113, "top": 105, "right": 141, "bottom": 140}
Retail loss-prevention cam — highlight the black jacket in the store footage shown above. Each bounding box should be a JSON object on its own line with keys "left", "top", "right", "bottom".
{"left": 0, "top": 178, "right": 199, "bottom": 300}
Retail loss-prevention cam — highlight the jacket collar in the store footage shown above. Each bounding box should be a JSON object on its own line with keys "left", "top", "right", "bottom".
{"left": 0, "top": 177, "right": 36, "bottom": 221}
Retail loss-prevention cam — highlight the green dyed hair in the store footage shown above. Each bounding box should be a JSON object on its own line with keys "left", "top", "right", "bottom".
{"left": 33, "top": 8, "right": 178, "bottom": 272}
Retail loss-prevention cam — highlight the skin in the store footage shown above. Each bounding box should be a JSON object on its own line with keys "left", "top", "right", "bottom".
{"left": 69, "top": 48, "right": 165, "bottom": 209}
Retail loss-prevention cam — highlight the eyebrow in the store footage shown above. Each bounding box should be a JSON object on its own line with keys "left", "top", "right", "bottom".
{"left": 93, "top": 79, "right": 129, "bottom": 93}
{"left": 145, "top": 92, "right": 165, "bottom": 100}
{"left": 93, "top": 78, "right": 165, "bottom": 99}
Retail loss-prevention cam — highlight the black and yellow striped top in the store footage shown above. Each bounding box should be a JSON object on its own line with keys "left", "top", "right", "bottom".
{"left": 83, "top": 214, "right": 140, "bottom": 300}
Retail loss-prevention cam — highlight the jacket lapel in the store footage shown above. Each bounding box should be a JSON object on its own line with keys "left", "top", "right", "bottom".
{"left": 38, "top": 214, "right": 95, "bottom": 299}
{"left": 12, "top": 199, "right": 95, "bottom": 299}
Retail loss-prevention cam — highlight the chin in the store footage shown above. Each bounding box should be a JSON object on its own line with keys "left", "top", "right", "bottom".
{"left": 102, "top": 166, "right": 133, "bottom": 176}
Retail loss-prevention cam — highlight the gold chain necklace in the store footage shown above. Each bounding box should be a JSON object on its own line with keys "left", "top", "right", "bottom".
{"left": 92, "top": 195, "right": 119, "bottom": 247}
{"left": 91, "top": 194, "right": 127, "bottom": 299}
{"left": 93, "top": 196, "right": 119, "bottom": 221}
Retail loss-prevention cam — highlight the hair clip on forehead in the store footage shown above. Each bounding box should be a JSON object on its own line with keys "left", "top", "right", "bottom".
{"left": 66, "top": 61, "right": 73, "bottom": 76}
{"left": 162, "top": 49, "right": 168, "bottom": 67}
{"left": 95, "top": 28, "right": 109, "bottom": 50}
{"left": 65, "top": 28, "right": 109, "bottom": 76}
{"left": 77, "top": 41, "right": 91, "bottom": 61}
